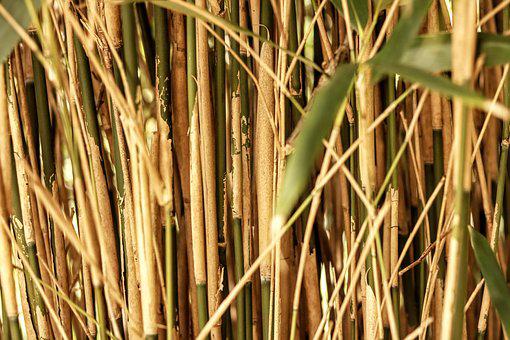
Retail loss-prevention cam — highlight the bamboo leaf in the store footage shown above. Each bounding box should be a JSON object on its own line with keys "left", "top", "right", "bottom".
{"left": 469, "top": 227, "right": 510, "bottom": 337}
{"left": 0, "top": 0, "right": 41, "bottom": 63}
{"left": 368, "top": 60, "right": 510, "bottom": 120}
{"left": 372, "top": 0, "right": 432, "bottom": 80}
{"left": 330, "top": 0, "right": 369, "bottom": 31}
{"left": 331, "top": 0, "right": 412, "bottom": 32}
{"left": 378, "top": 0, "right": 413, "bottom": 7}
{"left": 400, "top": 33, "right": 510, "bottom": 73}
{"left": 400, "top": 33, "right": 452, "bottom": 73}
{"left": 276, "top": 63, "right": 356, "bottom": 217}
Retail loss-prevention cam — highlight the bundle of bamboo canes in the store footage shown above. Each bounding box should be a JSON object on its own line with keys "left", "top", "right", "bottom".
{"left": 1, "top": 0, "right": 510, "bottom": 339}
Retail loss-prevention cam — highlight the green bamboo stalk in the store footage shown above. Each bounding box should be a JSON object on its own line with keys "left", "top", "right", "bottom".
{"left": 94, "top": 286, "right": 108, "bottom": 340}
{"left": 30, "top": 33, "right": 55, "bottom": 199}
{"left": 9, "top": 140, "right": 37, "bottom": 333}
{"left": 75, "top": 27, "right": 128, "bottom": 336}
{"left": 186, "top": 1, "right": 209, "bottom": 333}
{"left": 229, "top": 0, "right": 246, "bottom": 338}
{"left": 74, "top": 35, "right": 100, "bottom": 141}
{"left": 212, "top": 3, "right": 233, "bottom": 338}
{"left": 195, "top": 0, "right": 221, "bottom": 331}
{"left": 25, "top": 81, "right": 39, "bottom": 159}
{"left": 31, "top": 31, "right": 72, "bottom": 338}
{"left": 7, "top": 61, "right": 48, "bottom": 338}
{"left": 239, "top": 33, "right": 253, "bottom": 340}
{"left": 121, "top": 3, "right": 140, "bottom": 103}
{"left": 165, "top": 214, "right": 177, "bottom": 339}
{"left": 1, "top": 287, "right": 21, "bottom": 340}
{"left": 154, "top": 4, "right": 178, "bottom": 338}
{"left": 73, "top": 34, "right": 111, "bottom": 338}
{"left": 136, "top": 3, "right": 156, "bottom": 86}
{"left": 236, "top": 1, "right": 254, "bottom": 337}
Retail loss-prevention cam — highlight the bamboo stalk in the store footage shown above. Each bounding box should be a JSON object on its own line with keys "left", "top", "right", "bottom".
{"left": 477, "top": 10, "right": 510, "bottom": 338}
{"left": 121, "top": 3, "right": 139, "bottom": 105}
{"left": 74, "top": 32, "right": 122, "bottom": 328}
{"left": 195, "top": 0, "right": 222, "bottom": 336}
{"left": 8, "top": 60, "right": 51, "bottom": 339}
{"left": 239, "top": 0, "right": 254, "bottom": 333}
{"left": 213, "top": 2, "right": 233, "bottom": 337}
{"left": 154, "top": 5, "right": 177, "bottom": 338}
{"left": 229, "top": 0, "right": 247, "bottom": 338}
{"left": 135, "top": 3, "right": 156, "bottom": 86}
{"left": 30, "top": 31, "right": 72, "bottom": 338}
{"left": 441, "top": 1, "right": 477, "bottom": 338}
{"left": 171, "top": 6, "right": 197, "bottom": 337}
{"left": 0, "top": 67, "right": 21, "bottom": 340}
{"left": 255, "top": 41, "right": 275, "bottom": 340}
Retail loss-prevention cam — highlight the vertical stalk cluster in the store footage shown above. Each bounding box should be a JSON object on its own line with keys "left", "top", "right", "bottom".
{"left": 0, "top": 1, "right": 510, "bottom": 339}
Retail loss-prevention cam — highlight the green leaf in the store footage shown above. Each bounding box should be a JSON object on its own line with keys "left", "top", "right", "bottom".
{"left": 469, "top": 227, "right": 510, "bottom": 337}
{"left": 378, "top": 0, "right": 413, "bottom": 7}
{"left": 400, "top": 33, "right": 452, "bottom": 73}
{"left": 400, "top": 33, "right": 510, "bottom": 73}
{"left": 276, "top": 63, "right": 356, "bottom": 217}
{"left": 372, "top": 0, "right": 432, "bottom": 80}
{"left": 0, "top": 0, "right": 41, "bottom": 63}
{"left": 332, "top": 0, "right": 415, "bottom": 32}
{"left": 368, "top": 60, "right": 510, "bottom": 120}
{"left": 330, "top": 0, "right": 369, "bottom": 32}
{"left": 478, "top": 33, "right": 510, "bottom": 68}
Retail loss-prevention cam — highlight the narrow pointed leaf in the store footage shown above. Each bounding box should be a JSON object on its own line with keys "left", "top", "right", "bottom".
{"left": 369, "top": 60, "right": 510, "bottom": 120}
{"left": 330, "top": 0, "right": 369, "bottom": 32}
{"left": 372, "top": 0, "right": 432, "bottom": 80}
{"left": 378, "top": 0, "right": 413, "bottom": 7}
{"left": 469, "top": 227, "right": 510, "bottom": 337}
{"left": 276, "top": 63, "right": 356, "bottom": 217}
{"left": 400, "top": 33, "right": 510, "bottom": 73}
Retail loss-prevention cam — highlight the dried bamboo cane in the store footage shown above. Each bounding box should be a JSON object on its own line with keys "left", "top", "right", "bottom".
{"left": 255, "top": 41, "right": 275, "bottom": 340}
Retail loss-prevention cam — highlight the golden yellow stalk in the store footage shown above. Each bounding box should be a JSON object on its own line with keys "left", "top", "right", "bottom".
{"left": 195, "top": 0, "right": 221, "bottom": 335}
{"left": 0, "top": 157, "right": 19, "bottom": 331}
{"left": 171, "top": 9, "right": 200, "bottom": 336}
{"left": 0, "top": 67, "right": 12, "bottom": 213}
{"left": 255, "top": 42, "right": 275, "bottom": 282}
{"left": 190, "top": 98, "right": 207, "bottom": 286}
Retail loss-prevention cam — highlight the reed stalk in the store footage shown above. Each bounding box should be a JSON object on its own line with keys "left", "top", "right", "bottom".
{"left": 441, "top": 1, "right": 476, "bottom": 338}
{"left": 194, "top": 0, "right": 222, "bottom": 336}
{"left": 154, "top": 5, "right": 177, "bottom": 338}
{"left": 0, "top": 1, "right": 508, "bottom": 339}
{"left": 255, "top": 41, "right": 275, "bottom": 340}
{"left": 74, "top": 31, "right": 123, "bottom": 330}
{"left": 170, "top": 7, "right": 196, "bottom": 336}
{"left": 229, "top": 0, "right": 247, "bottom": 338}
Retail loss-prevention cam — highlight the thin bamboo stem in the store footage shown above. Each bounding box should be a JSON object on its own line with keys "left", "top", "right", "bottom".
{"left": 441, "top": 1, "right": 476, "bottom": 338}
